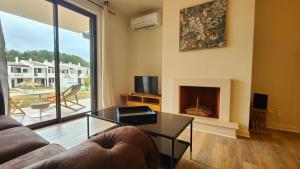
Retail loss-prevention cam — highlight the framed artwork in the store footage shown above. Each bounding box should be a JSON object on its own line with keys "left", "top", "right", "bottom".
{"left": 180, "top": 0, "right": 227, "bottom": 51}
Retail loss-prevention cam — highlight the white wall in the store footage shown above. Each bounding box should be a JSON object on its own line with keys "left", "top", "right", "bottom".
{"left": 252, "top": 0, "right": 300, "bottom": 133}
{"left": 162, "top": 0, "right": 256, "bottom": 136}
{"left": 128, "top": 24, "right": 162, "bottom": 94}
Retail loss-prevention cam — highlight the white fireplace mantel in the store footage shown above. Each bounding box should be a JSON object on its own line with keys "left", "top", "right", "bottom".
{"left": 173, "top": 78, "right": 238, "bottom": 138}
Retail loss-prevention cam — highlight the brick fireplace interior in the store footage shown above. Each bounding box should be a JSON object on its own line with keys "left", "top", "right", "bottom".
{"left": 179, "top": 86, "right": 220, "bottom": 119}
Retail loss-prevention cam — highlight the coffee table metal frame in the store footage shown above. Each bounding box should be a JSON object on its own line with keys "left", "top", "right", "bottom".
{"left": 86, "top": 109, "right": 194, "bottom": 169}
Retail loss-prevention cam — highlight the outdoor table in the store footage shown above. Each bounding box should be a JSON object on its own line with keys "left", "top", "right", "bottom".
{"left": 27, "top": 91, "right": 51, "bottom": 118}
{"left": 30, "top": 102, "right": 50, "bottom": 118}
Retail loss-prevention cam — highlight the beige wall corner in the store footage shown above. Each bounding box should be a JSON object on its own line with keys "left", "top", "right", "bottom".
{"left": 162, "top": 0, "right": 256, "bottom": 134}
{"left": 252, "top": 0, "right": 300, "bottom": 132}
{"left": 128, "top": 11, "right": 163, "bottom": 94}
{"left": 108, "top": 14, "right": 130, "bottom": 104}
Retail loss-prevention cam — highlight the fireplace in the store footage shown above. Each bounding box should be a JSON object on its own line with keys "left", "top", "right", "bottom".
{"left": 173, "top": 78, "right": 238, "bottom": 138}
{"left": 179, "top": 86, "right": 220, "bottom": 118}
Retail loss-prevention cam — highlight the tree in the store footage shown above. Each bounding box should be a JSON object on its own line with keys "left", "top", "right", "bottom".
{"left": 83, "top": 76, "right": 90, "bottom": 91}
{"left": 6, "top": 49, "right": 21, "bottom": 62}
{"left": 5, "top": 49, "right": 89, "bottom": 67}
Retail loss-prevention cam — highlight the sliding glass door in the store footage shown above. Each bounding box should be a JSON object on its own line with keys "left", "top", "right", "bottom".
{"left": 0, "top": 0, "right": 97, "bottom": 127}
{"left": 57, "top": 4, "right": 92, "bottom": 118}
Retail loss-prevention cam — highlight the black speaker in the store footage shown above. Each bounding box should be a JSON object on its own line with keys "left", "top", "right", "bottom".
{"left": 253, "top": 93, "right": 268, "bottom": 110}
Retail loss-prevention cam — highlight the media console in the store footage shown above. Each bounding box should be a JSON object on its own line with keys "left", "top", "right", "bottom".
{"left": 121, "top": 93, "right": 161, "bottom": 112}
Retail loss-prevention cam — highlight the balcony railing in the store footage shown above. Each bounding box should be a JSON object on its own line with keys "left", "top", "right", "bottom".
{"left": 9, "top": 73, "right": 33, "bottom": 78}
{"left": 34, "top": 73, "right": 47, "bottom": 77}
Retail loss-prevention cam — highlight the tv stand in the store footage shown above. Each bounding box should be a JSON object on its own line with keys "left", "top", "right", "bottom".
{"left": 122, "top": 93, "right": 161, "bottom": 112}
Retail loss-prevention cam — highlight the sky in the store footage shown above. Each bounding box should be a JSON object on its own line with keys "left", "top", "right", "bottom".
{"left": 0, "top": 11, "right": 90, "bottom": 61}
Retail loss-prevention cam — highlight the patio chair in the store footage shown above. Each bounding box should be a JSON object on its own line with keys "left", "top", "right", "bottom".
{"left": 8, "top": 98, "right": 26, "bottom": 116}
{"left": 44, "top": 85, "right": 85, "bottom": 111}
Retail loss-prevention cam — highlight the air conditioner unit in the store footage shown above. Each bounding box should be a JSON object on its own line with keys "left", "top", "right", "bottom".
{"left": 131, "top": 13, "right": 161, "bottom": 31}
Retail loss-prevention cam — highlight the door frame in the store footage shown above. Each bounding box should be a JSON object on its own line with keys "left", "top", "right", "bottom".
{"left": 28, "top": 0, "right": 98, "bottom": 129}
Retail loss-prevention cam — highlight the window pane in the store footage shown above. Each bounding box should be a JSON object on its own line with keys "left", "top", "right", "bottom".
{"left": 0, "top": 0, "right": 57, "bottom": 125}
{"left": 58, "top": 5, "right": 91, "bottom": 117}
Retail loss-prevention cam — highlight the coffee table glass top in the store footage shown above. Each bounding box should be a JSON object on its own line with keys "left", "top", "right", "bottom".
{"left": 86, "top": 106, "right": 194, "bottom": 139}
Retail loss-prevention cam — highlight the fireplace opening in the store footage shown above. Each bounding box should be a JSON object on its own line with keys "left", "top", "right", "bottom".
{"left": 180, "top": 86, "right": 220, "bottom": 119}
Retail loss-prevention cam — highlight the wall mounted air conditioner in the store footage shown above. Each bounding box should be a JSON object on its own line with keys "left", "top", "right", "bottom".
{"left": 130, "top": 12, "right": 161, "bottom": 31}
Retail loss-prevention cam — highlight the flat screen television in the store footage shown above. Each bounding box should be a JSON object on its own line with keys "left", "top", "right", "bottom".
{"left": 134, "top": 76, "right": 158, "bottom": 95}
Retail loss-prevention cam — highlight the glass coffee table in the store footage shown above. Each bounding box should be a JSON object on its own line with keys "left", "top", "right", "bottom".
{"left": 86, "top": 106, "right": 194, "bottom": 169}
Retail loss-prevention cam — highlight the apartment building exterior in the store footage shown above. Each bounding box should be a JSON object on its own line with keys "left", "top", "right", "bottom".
{"left": 8, "top": 57, "right": 90, "bottom": 89}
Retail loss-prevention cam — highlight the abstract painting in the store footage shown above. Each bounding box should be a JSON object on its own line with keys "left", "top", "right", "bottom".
{"left": 180, "top": 0, "right": 227, "bottom": 51}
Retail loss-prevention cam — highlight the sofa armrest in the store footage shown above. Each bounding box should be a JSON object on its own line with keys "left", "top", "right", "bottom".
{"left": 0, "top": 144, "right": 65, "bottom": 169}
{"left": 0, "top": 116, "right": 22, "bottom": 131}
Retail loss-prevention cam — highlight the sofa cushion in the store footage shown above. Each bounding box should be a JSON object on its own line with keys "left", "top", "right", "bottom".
{"left": 0, "top": 144, "right": 65, "bottom": 169}
{"left": 25, "top": 126, "right": 160, "bottom": 169}
{"left": 91, "top": 126, "right": 160, "bottom": 169}
{"left": 0, "top": 127, "right": 49, "bottom": 164}
{"left": 0, "top": 116, "right": 22, "bottom": 131}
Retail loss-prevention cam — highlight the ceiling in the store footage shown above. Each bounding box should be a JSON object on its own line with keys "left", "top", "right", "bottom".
{"left": 0, "top": 0, "right": 90, "bottom": 33}
{"left": 93, "top": 0, "right": 163, "bottom": 18}
{"left": 0, "top": 0, "right": 163, "bottom": 32}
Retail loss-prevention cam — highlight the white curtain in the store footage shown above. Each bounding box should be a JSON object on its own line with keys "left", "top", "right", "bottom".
{"left": 0, "top": 20, "right": 9, "bottom": 115}
{"left": 101, "top": 5, "right": 115, "bottom": 108}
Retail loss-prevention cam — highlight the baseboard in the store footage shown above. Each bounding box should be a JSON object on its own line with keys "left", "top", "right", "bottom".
{"left": 194, "top": 127, "right": 237, "bottom": 139}
{"left": 193, "top": 121, "right": 237, "bottom": 139}
{"left": 267, "top": 123, "right": 300, "bottom": 133}
{"left": 236, "top": 129, "right": 250, "bottom": 138}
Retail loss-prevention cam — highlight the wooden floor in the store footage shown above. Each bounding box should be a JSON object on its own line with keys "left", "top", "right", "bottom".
{"left": 35, "top": 118, "right": 300, "bottom": 169}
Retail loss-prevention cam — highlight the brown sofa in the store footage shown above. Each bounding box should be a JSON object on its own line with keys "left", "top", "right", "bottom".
{"left": 0, "top": 116, "right": 160, "bottom": 169}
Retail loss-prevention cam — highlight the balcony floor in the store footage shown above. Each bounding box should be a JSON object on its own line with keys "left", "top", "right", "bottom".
{"left": 10, "top": 99, "right": 91, "bottom": 126}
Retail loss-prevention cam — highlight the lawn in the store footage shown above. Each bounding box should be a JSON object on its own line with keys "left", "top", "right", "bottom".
{"left": 10, "top": 90, "right": 91, "bottom": 108}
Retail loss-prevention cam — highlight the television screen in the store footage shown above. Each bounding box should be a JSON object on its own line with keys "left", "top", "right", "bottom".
{"left": 134, "top": 76, "right": 158, "bottom": 95}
